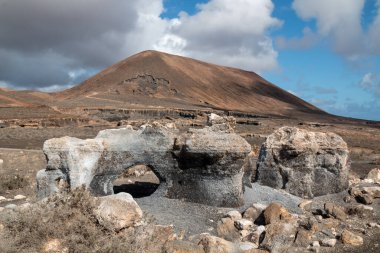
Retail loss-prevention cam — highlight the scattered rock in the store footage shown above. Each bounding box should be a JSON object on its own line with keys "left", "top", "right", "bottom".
{"left": 346, "top": 204, "right": 374, "bottom": 218}
{"left": 362, "top": 186, "right": 380, "bottom": 198}
{"left": 261, "top": 221, "right": 297, "bottom": 253}
{"left": 256, "top": 127, "right": 349, "bottom": 198}
{"left": 263, "top": 202, "right": 292, "bottom": 225}
{"left": 324, "top": 203, "right": 347, "bottom": 221}
{"left": 94, "top": 193, "right": 143, "bottom": 231}
{"left": 225, "top": 210, "right": 242, "bottom": 221}
{"left": 42, "top": 238, "right": 68, "bottom": 253}
{"left": 243, "top": 207, "right": 261, "bottom": 222}
{"left": 164, "top": 240, "right": 205, "bottom": 253}
{"left": 355, "top": 194, "right": 373, "bottom": 205}
{"left": 0, "top": 207, "right": 4, "bottom": 212}
{"left": 365, "top": 168, "right": 380, "bottom": 183}
{"left": 321, "top": 238, "right": 337, "bottom": 247}
{"left": 248, "top": 226, "right": 265, "bottom": 246}
{"left": 238, "top": 241, "right": 258, "bottom": 252}
{"left": 341, "top": 230, "right": 363, "bottom": 246}
{"left": 5, "top": 204, "right": 17, "bottom": 210}
{"left": 0, "top": 196, "right": 7, "bottom": 202}
{"left": 216, "top": 217, "right": 240, "bottom": 241}
{"left": 299, "top": 200, "right": 313, "bottom": 211}
{"left": 234, "top": 219, "right": 254, "bottom": 230}
{"left": 14, "top": 194, "right": 26, "bottom": 200}
{"left": 197, "top": 234, "right": 236, "bottom": 253}
{"left": 293, "top": 229, "right": 313, "bottom": 247}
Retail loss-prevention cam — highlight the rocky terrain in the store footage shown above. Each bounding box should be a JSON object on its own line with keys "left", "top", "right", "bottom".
{"left": 0, "top": 51, "right": 379, "bottom": 252}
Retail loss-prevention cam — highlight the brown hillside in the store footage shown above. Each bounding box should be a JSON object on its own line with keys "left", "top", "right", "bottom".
{"left": 56, "top": 50, "right": 325, "bottom": 117}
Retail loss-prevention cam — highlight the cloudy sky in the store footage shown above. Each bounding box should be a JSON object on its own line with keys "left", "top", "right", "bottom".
{"left": 0, "top": 0, "right": 379, "bottom": 120}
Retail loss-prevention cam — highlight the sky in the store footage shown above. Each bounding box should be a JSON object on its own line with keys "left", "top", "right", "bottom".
{"left": 0, "top": 0, "right": 379, "bottom": 121}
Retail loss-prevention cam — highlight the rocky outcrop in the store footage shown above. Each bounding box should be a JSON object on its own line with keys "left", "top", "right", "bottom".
{"left": 37, "top": 117, "right": 252, "bottom": 207}
{"left": 256, "top": 127, "right": 349, "bottom": 198}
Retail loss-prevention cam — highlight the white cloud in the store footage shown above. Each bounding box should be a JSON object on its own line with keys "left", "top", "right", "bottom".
{"left": 155, "top": 0, "right": 282, "bottom": 72}
{"left": 292, "top": 0, "right": 368, "bottom": 58}
{"left": 360, "top": 72, "right": 380, "bottom": 97}
{"left": 0, "top": 0, "right": 282, "bottom": 88}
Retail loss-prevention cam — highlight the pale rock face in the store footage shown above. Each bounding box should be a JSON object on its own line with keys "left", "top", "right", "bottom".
{"left": 366, "top": 168, "right": 380, "bottom": 183}
{"left": 94, "top": 192, "right": 143, "bottom": 231}
{"left": 341, "top": 230, "right": 363, "bottom": 246}
{"left": 256, "top": 127, "right": 349, "bottom": 198}
{"left": 37, "top": 118, "right": 252, "bottom": 207}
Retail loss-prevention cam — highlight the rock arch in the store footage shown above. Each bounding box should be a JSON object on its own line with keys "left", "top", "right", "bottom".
{"left": 37, "top": 121, "right": 253, "bottom": 207}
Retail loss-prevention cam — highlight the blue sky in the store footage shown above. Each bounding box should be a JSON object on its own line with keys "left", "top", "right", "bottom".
{"left": 160, "top": 0, "right": 380, "bottom": 120}
{"left": 0, "top": 0, "right": 379, "bottom": 120}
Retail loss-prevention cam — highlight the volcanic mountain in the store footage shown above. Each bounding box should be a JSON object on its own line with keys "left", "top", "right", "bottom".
{"left": 55, "top": 50, "right": 325, "bottom": 117}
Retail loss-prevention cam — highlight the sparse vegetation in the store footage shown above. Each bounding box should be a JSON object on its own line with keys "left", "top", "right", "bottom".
{"left": 0, "top": 188, "right": 163, "bottom": 253}
{"left": 0, "top": 174, "right": 28, "bottom": 193}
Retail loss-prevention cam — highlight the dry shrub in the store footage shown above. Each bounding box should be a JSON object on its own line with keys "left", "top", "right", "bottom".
{"left": 0, "top": 174, "right": 28, "bottom": 193}
{"left": 0, "top": 187, "right": 164, "bottom": 253}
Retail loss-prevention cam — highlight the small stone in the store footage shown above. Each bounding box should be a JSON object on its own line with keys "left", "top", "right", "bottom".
{"left": 362, "top": 186, "right": 380, "bottom": 198}
{"left": 355, "top": 194, "right": 373, "bottom": 205}
{"left": 164, "top": 240, "right": 204, "bottom": 253}
{"left": 94, "top": 193, "right": 143, "bottom": 231}
{"left": 0, "top": 196, "right": 7, "bottom": 202}
{"left": 367, "top": 223, "right": 380, "bottom": 229}
{"left": 235, "top": 219, "right": 254, "bottom": 230}
{"left": 263, "top": 202, "right": 292, "bottom": 225}
{"left": 216, "top": 217, "right": 240, "bottom": 241}
{"left": 299, "top": 200, "right": 313, "bottom": 211}
{"left": 343, "top": 195, "right": 352, "bottom": 203}
{"left": 315, "top": 215, "right": 323, "bottom": 222}
{"left": 366, "top": 168, "right": 380, "bottom": 183}
{"left": 312, "top": 241, "right": 320, "bottom": 247}
{"left": 5, "top": 204, "right": 17, "bottom": 210}
{"left": 0, "top": 207, "right": 4, "bottom": 212}
{"left": 225, "top": 210, "right": 242, "bottom": 221}
{"left": 321, "top": 238, "right": 337, "bottom": 247}
{"left": 238, "top": 241, "right": 258, "bottom": 252}
{"left": 14, "top": 194, "right": 26, "bottom": 200}
{"left": 243, "top": 207, "right": 261, "bottom": 221}
{"left": 341, "top": 230, "right": 363, "bottom": 246}
{"left": 249, "top": 226, "right": 265, "bottom": 245}
{"left": 324, "top": 203, "right": 347, "bottom": 221}
{"left": 294, "top": 229, "right": 313, "bottom": 247}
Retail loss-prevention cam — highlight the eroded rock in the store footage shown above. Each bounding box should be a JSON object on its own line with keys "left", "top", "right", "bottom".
{"left": 37, "top": 119, "right": 252, "bottom": 207}
{"left": 256, "top": 127, "right": 349, "bottom": 198}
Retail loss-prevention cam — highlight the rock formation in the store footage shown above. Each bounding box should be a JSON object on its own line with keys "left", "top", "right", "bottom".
{"left": 256, "top": 127, "right": 349, "bottom": 198}
{"left": 37, "top": 117, "right": 252, "bottom": 207}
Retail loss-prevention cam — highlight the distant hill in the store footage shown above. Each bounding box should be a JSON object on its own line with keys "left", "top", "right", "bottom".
{"left": 55, "top": 50, "right": 325, "bottom": 117}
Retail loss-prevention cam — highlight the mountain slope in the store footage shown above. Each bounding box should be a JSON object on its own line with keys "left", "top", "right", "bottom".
{"left": 56, "top": 50, "right": 325, "bottom": 117}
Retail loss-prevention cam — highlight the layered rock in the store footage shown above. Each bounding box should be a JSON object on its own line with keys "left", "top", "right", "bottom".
{"left": 37, "top": 118, "right": 252, "bottom": 207}
{"left": 256, "top": 127, "right": 349, "bottom": 198}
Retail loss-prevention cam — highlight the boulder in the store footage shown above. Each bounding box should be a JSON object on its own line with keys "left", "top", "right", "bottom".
{"left": 216, "top": 217, "right": 240, "bottom": 241}
{"left": 261, "top": 221, "right": 298, "bottom": 253}
{"left": 256, "top": 127, "right": 349, "bottom": 198}
{"left": 365, "top": 168, "right": 380, "bottom": 183}
{"left": 324, "top": 203, "right": 347, "bottom": 221}
{"left": 164, "top": 240, "right": 205, "bottom": 253}
{"left": 263, "top": 203, "right": 292, "bottom": 225}
{"left": 197, "top": 234, "right": 237, "bottom": 253}
{"left": 341, "top": 230, "right": 363, "bottom": 246}
{"left": 94, "top": 192, "right": 143, "bottom": 231}
{"left": 37, "top": 119, "right": 252, "bottom": 207}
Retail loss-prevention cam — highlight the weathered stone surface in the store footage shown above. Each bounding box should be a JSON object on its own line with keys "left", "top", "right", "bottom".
{"left": 263, "top": 202, "right": 292, "bottom": 225}
{"left": 37, "top": 119, "right": 252, "bottom": 207}
{"left": 341, "top": 230, "right": 363, "bottom": 246}
{"left": 365, "top": 168, "right": 380, "bottom": 183}
{"left": 321, "top": 238, "right": 337, "bottom": 247}
{"left": 216, "top": 217, "right": 240, "bottom": 241}
{"left": 234, "top": 219, "right": 254, "bottom": 230}
{"left": 362, "top": 186, "right": 380, "bottom": 198}
{"left": 256, "top": 127, "right": 349, "bottom": 198}
{"left": 94, "top": 192, "right": 143, "bottom": 231}
{"left": 197, "top": 234, "right": 237, "bottom": 253}
{"left": 164, "top": 240, "right": 205, "bottom": 253}
{"left": 243, "top": 207, "right": 261, "bottom": 222}
{"left": 324, "top": 203, "right": 347, "bottom": 221}
{"left": 225, "top": 210, "right": 243, "bottom": 221}
{"left": 261, "top": 221, "right": 297, "bottom": 253}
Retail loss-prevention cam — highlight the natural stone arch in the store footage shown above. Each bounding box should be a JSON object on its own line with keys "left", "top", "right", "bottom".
{"left": 37, "top": 121, "right": 253, "bottom": 207}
